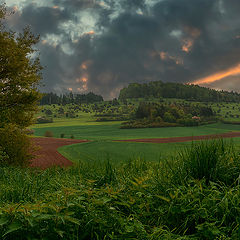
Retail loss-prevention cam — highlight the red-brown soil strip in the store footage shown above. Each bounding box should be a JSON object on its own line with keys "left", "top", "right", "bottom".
{"left": 116, "top": 132, "right": 240, "bottom": 143}
{"left": 30, "top": 137, "right": 88, "bottom": 169}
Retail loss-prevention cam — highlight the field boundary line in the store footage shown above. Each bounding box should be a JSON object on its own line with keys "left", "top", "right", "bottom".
{"left": 114, "top": 131, "right": 240, "bottom": 143}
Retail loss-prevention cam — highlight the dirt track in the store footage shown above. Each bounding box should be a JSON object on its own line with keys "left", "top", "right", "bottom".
{"left": 116, "top": 132, "right": 240, "bottom": 143}
{"left": 31, "top": 132, "right": 240, "bottom": 169}
{"left": 30, "top": 138, "right": 88, "bottom": 169}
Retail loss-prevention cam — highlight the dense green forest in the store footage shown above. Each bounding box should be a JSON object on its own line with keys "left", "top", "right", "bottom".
{"left": 40, "top": 92, "right": 103, "bottom": 105}
{"left": 119, "top": 81, "right": 240, "bottom": 102}
{"left": 121, "top": 102, "right": 216, "bottom": 128}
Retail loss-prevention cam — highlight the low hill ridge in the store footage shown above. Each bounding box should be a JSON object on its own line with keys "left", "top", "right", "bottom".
{"left": 119, "top": 81, "right": 240, "bottom": 102}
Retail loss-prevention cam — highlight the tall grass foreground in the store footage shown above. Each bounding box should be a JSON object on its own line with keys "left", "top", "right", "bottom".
{"left": 0, "top": 139, "right": 240, "bottom": 239}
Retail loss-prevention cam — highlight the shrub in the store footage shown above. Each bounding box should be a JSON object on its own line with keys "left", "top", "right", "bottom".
{"left": 0, "top": 124, "right": 32, "bottom": 166}
{"left": 177, "top": 118, "right": 199, "bottom": 126}
{"left": 36, "top": 116, "right": 53, "bottom": 124}
{"left": 60, "top": 133, "right": 65, "bottom": 138}
{"left": 24, "top": 128, "right": 35, "bottom": 135}
{"left": 120, "top": 119, "right": 178, "bottom": 129}
{"left": 0, "top": 147, "right": 9, "bottom": 166}
{"left": 163, "top": 112, "right": 176, "bottom": 123}
{"left": 44, "top": 131, "right": 54, "bottom": 137}
{"left": 45, "top": 109, "right": 53, "bottom": 115}
{"left": 70, "top": 135, "right": 74, "bottom": 139}
{"left": 177, "top": 139, "right": 240, "bottom": 185}
{"left": 58, "top": 107, "right": 64, "bottom": 114}
{"left": 68, "top": 112, "right": 75, "bottom": 118}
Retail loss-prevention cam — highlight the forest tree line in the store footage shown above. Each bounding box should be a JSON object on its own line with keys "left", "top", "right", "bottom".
{"left": 40, "top": 92, "right": 104, "bottom": 105}
{"left": 119, "top": 81, "right": 240, "bottom": 102}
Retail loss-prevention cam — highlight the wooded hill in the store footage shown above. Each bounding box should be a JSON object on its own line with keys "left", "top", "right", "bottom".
{"left": 119, "top": 81, "right": 240, "bottom": 102}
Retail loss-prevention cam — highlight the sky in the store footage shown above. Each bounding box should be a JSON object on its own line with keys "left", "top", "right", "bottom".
{"left": 3, "top": 0, "right": 240, "bottom": 99}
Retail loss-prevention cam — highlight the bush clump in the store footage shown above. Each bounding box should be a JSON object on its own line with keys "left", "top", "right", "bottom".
{"left": 44, "top": 131, "right": 54, "bottom": 137}
{"left": 0, "top": 147, "right": 9, "bottom": 166}
{"left": 36, "top": 116, "right": 53, "bottom": 124}
{"left": 0, "top": 124, "right": 33, "bottom": 166}
{"left": 177, "top": 139, "right": 240, "bottom": 185}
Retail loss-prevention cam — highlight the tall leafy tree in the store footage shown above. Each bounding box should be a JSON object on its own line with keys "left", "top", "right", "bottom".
{"left": 0, "top": 5, "right": 42, "bottom": 166}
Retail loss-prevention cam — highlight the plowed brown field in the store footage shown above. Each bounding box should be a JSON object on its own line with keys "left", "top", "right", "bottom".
{"left": 30, "top": 138, "right": 88, "bottom": 169}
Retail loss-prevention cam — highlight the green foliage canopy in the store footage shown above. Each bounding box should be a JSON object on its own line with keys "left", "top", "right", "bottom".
{"left": 0, "top": 5, "right": 42, "bottom": 166}
{"left": 0, "top": 6, "right": 42, "bottom": 128}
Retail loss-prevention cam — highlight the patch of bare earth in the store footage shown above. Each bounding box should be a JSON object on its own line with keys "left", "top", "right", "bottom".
{"left": 116, "top": 132, "right": 240, "bottom": 143}
{"left": 30, "top": 138, "right": 88, "bottom": 169}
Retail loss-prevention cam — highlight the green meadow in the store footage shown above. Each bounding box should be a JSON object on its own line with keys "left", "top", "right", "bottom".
{"left": 33, "top": 119, "right": 240, "bottom": 141}
{"left": 59, "top": 137, "right": 240, "bottom": 165}
{"left": 32, "top": 113, "right": 240, "bottom": 164}
{"left": 58, "top": 141, "right": 194, "bottom": 164}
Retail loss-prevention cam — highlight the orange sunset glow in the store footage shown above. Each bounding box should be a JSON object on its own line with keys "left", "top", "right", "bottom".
{"left": 81, "top": 64, "right": 88, "bottom": 70}
{"left": 192, "top": 63, "right": 240, "bottom": 85}
{"left": 150, "top": 51, "right": 183, "bottom": 65}
{"left": 76, "top": 76, "right": 88, "bottom": 83}
{"left": 182, "top": 39, "right": 193, "bottom": 53}
{"left": 85, "top": 30, "right": 95, "bottom": 35}
{"left": 80, "top": 60, "right": 92, "bottom": 70}
{"left": 81, "top": 77, "right": 88, "bottom": 82}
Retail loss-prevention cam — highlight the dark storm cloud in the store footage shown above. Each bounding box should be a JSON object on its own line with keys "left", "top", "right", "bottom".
{"left": 86, "top": 13, "right": 161, "bottom": 95}
{"left": 53, "top": 0, "right": 97, "bottom": 9}
{"left": 38, "top": 43, "right": 66, "bottom": 90}
{"left": 9, "top": 4, "right": 72, "bottom": 36}
{"left": 119, "top": 0, "right": 147, "bottom": 13}
{"left": 5, "top": 0, "right": 240, "bottom": 98}
{"left": 152, "top": 0, "right": 220, "bottom": 29}
{"left": 85, "top": 0, "right": 225, "bottom": 96}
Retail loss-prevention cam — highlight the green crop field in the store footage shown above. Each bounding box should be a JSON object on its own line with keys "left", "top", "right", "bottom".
{"left": 31, "top": 118, "right": 240, "bottom": 165}
{"left": 33, "top": 122, "right": 240, "bottom": 140}
{"left": 33, "top": 113, "right": 122, "bottom": 128}
{"left": 59, "top": 137, "right": 240, "bottom": 165}
{"left": 32, "top": 100, "right": 240, "bottom": 166}
{"left": 58, "top": 140, "right": 193, "bottom": 164}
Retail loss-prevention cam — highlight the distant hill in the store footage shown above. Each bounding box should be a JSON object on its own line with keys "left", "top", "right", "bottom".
{"left": 119, "top": 81, "right": 240, "bottom": 102}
